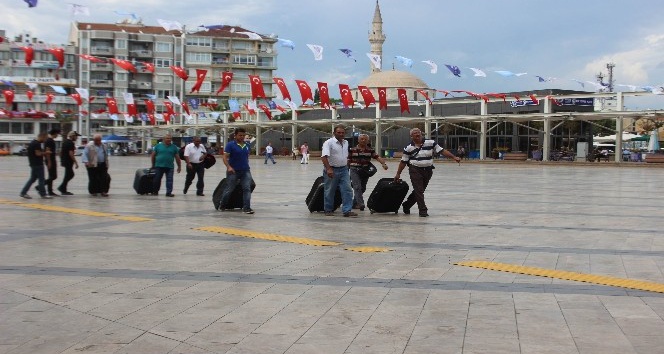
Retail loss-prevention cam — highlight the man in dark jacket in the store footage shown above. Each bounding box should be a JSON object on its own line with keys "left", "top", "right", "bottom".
{"left": 20, "top": 132, "right": 52, "bottom": 199}
{"left": 44, "top": 128, "right": 60, "bottom": 196}
{"left": 58, "top": 131, "right": 80, "bottom": 195}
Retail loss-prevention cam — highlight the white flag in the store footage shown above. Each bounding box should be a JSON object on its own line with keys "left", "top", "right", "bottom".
{"left": 285, "top": 99, "right": 298, "bottom": 111}
{"left": 155, "top": 113, "right": 165, "bottom": 121}
{"left": 247, "top": 99, "right": 257, "bottom": 111}
{"left": 366, "top": 53, "right": 381, "bottom": 70}
{"left": 469, "top": 68, "right": 487, "bottom": 77}
{"left": 110, "top": 114, "right": 119, "bottom": 121}
{"left": 167, "top": 95, "right": 181, "bottom": 105}
{"left": 123, "top": 92, "right": 134, "bottom": 105}
{"left": 70, "top": 4, "right": 90, "bottom": 16}
{"left": 157, "top": 19, "right": 183, "bottom": 32}
{"left": 123, "top": 114, "right": 134, "bottom": 123}
{"left": 27, "top": 83, "right": 39, "bottom": 90}
{"left": 75, "top": 87, "right": 89, "bottom": 100}
{"left": 237, "top": 31, "right": 262, "bottom": 40}
{"left": 306, "top": 44, "right": 324, "bottom": 61}
{"left": 422, "top": 60, "right": 438, "bottom": 74}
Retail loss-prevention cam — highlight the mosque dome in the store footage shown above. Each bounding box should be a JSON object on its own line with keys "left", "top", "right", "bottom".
{"left": 358, "top": 69, "right": 429, "bottom": 89}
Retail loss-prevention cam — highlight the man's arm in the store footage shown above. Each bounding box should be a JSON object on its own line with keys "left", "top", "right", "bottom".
{"left": 150, "top": 150, "right": 156, "bottom": 168}
{"left": 69, "top": 149, "right": 79, "bottom": 169}
{"left": 373, "top": 153, "right": 388, "bottom": 170}
{"left": 223, "top": 152, "right": 234, "bottom": 173}
{"left": 394, "top": 161, "right": 407, "bottom": 182}
{"left": 175, "top": 152, "right": 182, "bottom": 173}
{"left": 441, "top": 149, "right": 461, "bottom": 162}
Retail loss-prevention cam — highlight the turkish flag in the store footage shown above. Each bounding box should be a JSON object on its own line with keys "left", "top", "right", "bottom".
{"left": 276, "top": 105, "right": 287, "bottom": 113}
{"left": 317, "top": 82, "right": 331, "bottom": 109}
{"left": 232, "top": 112, "right": 241, "bottom": 120}
{"left": 244, "top": 102, "right": 256, "bottom": 115}
{"left": 106, "top": 97, "right": 119, "bottom": 114}
{"left": 47, "top": 48, "right": 65, "bottom": 68}
{"left": 273, "top": 77, "right": 291, "bottom": 101}
{"left": 110, "top": 58, "right": 137, "bottom": 73}
{"left": 164, "top": 113, "right": 171, "bottom": 123}
{"left": 78, "top": 54, "right": 104, "bottom": 63}
{"left": 529, "top": 94, "right": 539, "bottom": 105}
{"left": 26, "top": 90, "right": 33, "bottom": 101}
{"left": 141, "top": 62, "right": 155, "bottom": 73}
{"left": 248, "top": 75, "right": 266, "bottom": 100}
{"left": 181, "top": 101, "right": 190, "bottom": 115}
{"left": 258, "top": 104, "right": 272, "bottom": 120}
{"left": 339, "top": 84, "right": 354, "bottom": 108}
{"left": 216, "top": 71, "right": 233, "bottom": 95}
{"left": 163, "top": 101, "right": 175, "bottom": 115}
{"left": 170, "top": 66, "right": 188, "bottom": 80}
{"left": 21, "top": 46, "right": 34, "bottom": 66}
{"left": 148, "top": 113, "right": 156, "bottom": 125}
{"left": 358, "top": 85, "right": 376, "bottom": 108}
{"left": 397, "top": 88, "right": 410, "bottom": 114}
{"left": 295, "top": 80, "right": 313, "bottom": 104}
{"left": 190, "top": 69, "right": 207, "bottom": 93}
{"left": 70, "top": 93, "right": 83, "bottom": 106}
{"left": 416, "top": 89, "right": 432, "bottom": 104}
{"left": 45, "top": 93, "right": 55, "bottom": 105}
{"left": 144, "top": 99, "right": 155, "bottom": 114}
{"left": 3, "top": 90, "right": 14, "bottom": 107}
{"left": 378, "top": 87, "right": 387, "bottom": 110}
{"left": 127, "top": 103, "right": 137, "bottom": 116}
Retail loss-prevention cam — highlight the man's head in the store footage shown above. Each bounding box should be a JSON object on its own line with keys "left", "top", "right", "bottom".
{"left": 409, "top": 128, "right": 424, "bottom": 144}
{"left": 68, "top": 131, "right": 80, "bottom": 140}
{"left": 333, "top": 125, "right": 346, "bottom": 142}
{"left": 234, "top": 128, "right": 246, "bottom": 143}
{"left": 37, "top": 132, "right": 48, "bottom": 142}
{"left": 267, "top": 142, "right": 272, "bottom": 146}
{"left": 192, "top": 136, "right": 201, "bottom": 146}
{"left": 48, "top": 128, "right": 61, "bottom": 138}
{"left": 358, "top": 134, "right": 369, "bottom": 147}
{"left": 163, "top": 134, "right": 172, "bottom": 145}
{"left": 93, "top": 134, "right": 102, "bottom": 145}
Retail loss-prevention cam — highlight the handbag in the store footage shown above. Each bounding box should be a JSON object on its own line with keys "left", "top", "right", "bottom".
{"left": 203, "top": 154, "right": 216, "bottom": 169}
{"left": 358, "top": 162, "right": 377, "bottom": 178}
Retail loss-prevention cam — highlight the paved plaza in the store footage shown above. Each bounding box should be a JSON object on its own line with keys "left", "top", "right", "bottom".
{"left": 1, "top": 155, "right": 664, "bottom": 354}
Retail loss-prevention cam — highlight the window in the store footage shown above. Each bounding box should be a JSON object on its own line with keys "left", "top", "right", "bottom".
{"left": 186, "top": 52, "right": 211, "bottom": 64}
{"left": 115, "top": 39, "right": 127, "bottom": 49}
{"left": 154, "top": 58, "right": 172, "bottom": 68}
{"left": 0, "top": 122, "right": 9, "bottom": 134}
{"left": 155, "top": 75, "right": 172, "bottom": 84}
{"left": 115, "top": 72, "right": 127, "bottom": 81}
{"left": 156, "top": 90, "right": 170, "bottom": 99}
{"left": 23, "top": 123, "right": 34, "bottom": 135}
{"left": 231, "top": 83, "right": 250, "bottom": 93}
{"left": 233, "top": 54, "right": 256, "bottom": 65}
{"left": 11, "top": 122, "right": 22, "bottom": 134}
{"left": 185, "top": 82, "right": 211, "bottom": 93}
{"left": 213, "top": 40, "right": 229, "bottom": 50}
{"left": 155, "top": 42, "right": 172, "bottom": 52}
{"left": 232, "top": 41, "right": 251, "bottom": 51}
{"left": 186, "top": 37, "right": 212, "bottom": 47}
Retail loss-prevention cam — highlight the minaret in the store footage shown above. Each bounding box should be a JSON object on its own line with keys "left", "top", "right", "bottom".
{"left": 369, "top": 0, "right": 386, "bottom": 73}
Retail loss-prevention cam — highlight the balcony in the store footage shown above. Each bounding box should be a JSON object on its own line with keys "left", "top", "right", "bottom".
{"left": 212, "top": 58, "right": 230, "bottom": 65}
{"left": 129, "top": 80, "right": 153, "bottom": 89}
{"left": 91, "top": 63, "right": 113, "bottom": 71}
{"left": 129, "top": 49, "right": 153, "bottom": 58}
{"left": 90, "top": 79, "right": 113, "bottom": 88}
{"left": 90, "top": 47, "right": 114, "bottom": 55}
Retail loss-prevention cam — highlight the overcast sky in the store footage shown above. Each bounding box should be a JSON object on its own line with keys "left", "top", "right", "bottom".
{"left": 5, "top": 0, "right": 664, "bottom": 109}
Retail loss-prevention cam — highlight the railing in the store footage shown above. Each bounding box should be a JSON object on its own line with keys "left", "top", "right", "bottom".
{"left": 91, "top": 63, "right": 112, "bottom": 70}
{"left": 90, "top": 79, "right": 113, "bottom": 87}
{"left": 129, "top": 50, "right": 153, "bottom": 58}
{"left": 90, "top": 47, "right": 113, "bottom": 55}
{"left": 129, "top": 81, "right": 152, "bottom": 89}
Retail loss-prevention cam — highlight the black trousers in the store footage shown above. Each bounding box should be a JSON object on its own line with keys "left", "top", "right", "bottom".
{"left": 403, "top": 166, "right": 433, "bottom": 214}
{"left": 184, "top": 163, "right": 205, "bottom": 194}
{"left": 86, "top": 162, "right": 109, "bottom": 194}
{"left": 45, "top": 162, "right": 57, "bottom": 193}
{"left": 58, "top": 163, "right": 75, "bottom": 192}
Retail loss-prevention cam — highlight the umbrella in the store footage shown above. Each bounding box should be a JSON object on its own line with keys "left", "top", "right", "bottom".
{"left": 101, "top": 134, "right": 132, "bottom": 143}
{"left": 648, "top": 130, "right": 660, "bottom": 152}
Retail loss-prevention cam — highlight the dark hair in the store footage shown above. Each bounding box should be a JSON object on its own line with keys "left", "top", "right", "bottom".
{"left": 48, "top": 128, "right": 61, "bottom": 135}
{"left": 334, "top": 125, "right": 345, "bottom": 132}
{"left": 234, "top": 127, "right": 246, "bottom": 134}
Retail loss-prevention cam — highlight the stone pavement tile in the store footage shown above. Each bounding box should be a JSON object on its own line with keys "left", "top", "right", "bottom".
{"left": 60, "top": 343, "right": 126, "bottom": 354}
{"left": 224, "top": 333, "right": 299, "bottom": 354}
{"left": 113, "top": 332, "right": 181, "bottom": 354}
{"left": 519, "top": 344, "right": 579, "bottom": 354}
{"left": 460, "top": 337, "right": 522, "bottom": 354}
{"left": 641, "top": 297, "right": 664, "bottom": 318}
{"left": 186, "top": 321, "right": 260, "bottom": 351}
{"left": 513, "top": 293, "right": 577, "bottom": 351}
{"left": 626, "top": 335, "right": 664, "bottom": 354}
{"left": 170, "top": 342, "right": 222, "bottom": 354}
{"left": 87, "top": 297, "right": 161, "bottom": 321}
{"left": 0, "top": 345, "right": 20, "bottom": 354}
{"left": 0, "top": 290, "right": 31, "bottom": 313}
{"left": 344, "top": 288, "right": 429, "bottom": 354}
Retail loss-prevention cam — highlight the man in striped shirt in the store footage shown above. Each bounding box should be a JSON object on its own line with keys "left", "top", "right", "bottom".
{"left": 394, "top": 128, "right": 460, "bottom": 217}
{"left": 348, "top": 134, "right": 388, "bottom": 210}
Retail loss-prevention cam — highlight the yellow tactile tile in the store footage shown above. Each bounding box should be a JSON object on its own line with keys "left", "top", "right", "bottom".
{"left": 0, "top": 198, "right": 153, "bottom": 222}
{"left": 455, "top": 260, "right": 664, "bottom": 294}
{"left": 195, "top": 226, "right": 342, "bottom": 246}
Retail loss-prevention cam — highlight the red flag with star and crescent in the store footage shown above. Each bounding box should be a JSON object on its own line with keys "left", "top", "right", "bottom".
{"left": 45, "top": 93, "right": 55, "bottom": 105}
{"left": 47, "top": 48, "right": 65, "bottom": 68}
{"left": 141, "top": 62, "right": 155, "bottom": 73}
{"left": 216, "top": 72, "right": 233, "bottom": 95}
{"left": 169, "top": 66, "right": 189, "bottom": 81}
{"left": 163, "top": 101, "right": 175, "bottom": 115}
{"left": 416, "top": 89, "right": 432, "bottom": 104}
{"left": 3, "top": 90, "right": 14, "bottom": 108}
{"left": 26, "top": 90, "right": 33, "bottom": 101}
{"left": 147, "top": 113, "right": 156, "bottom": 125}
{"left": 273, "top": 77, "right": 291, "bottom": 101}
{"left": 21, "top": 46, "right": 34, "bottom": 66}
{"left": 397, "top": 88, "right": 410, "bottom": 114}
{"left": 106, "top": 97, "right": 119, "bottom": 114}
{"left": 378, "top": 87, "right": 387, "bottom": 110}
{"left": 78, "top": 54, "right": 104, "bottom": 63}
{"left": 181, "top": 101, "right": 190, "bottom": 115}
{"left": 294, "top": 80, "right": 313, "bottom": 105}
{"left": 144, "top": 99, "right": 155, "bottom": 114}
{"left": 358, "top": 86, "right": 376, "bottom": 108}
{"left": 317, "top": 82, "right": 331, "bottom": 109}
{"left": 258, "top": 104, "right": 272, "bottom": 120}
{"left": 248, "top": 75, "right": 266, "bottom": 100}
{"left": 339, "top": 84, "right": 354, "bottom": 108}
{"left": 110, "top": 58, "right": 137, "bottom": 73}
{"left": 127, "top": 103, "right": 137, "bottom": 116}
{"left": 190, "top": 69, "right": 207, "bottom": 93}
{"left": 70, "top": 93, "right": 82, "bottom": 106}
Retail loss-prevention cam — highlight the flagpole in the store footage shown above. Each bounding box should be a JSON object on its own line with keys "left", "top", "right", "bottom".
{"left": 179, "top": 25, "right": 186, "bottom": 126}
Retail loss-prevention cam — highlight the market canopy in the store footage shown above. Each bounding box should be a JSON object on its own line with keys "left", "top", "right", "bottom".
{"left": 101, "top": 134, "right": 132, "bottom": 143}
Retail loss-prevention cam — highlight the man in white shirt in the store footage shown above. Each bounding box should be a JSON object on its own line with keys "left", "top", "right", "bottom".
{"left": 183, "top": 136, "right": 207, "bottom": 196}
{"left": 321, "top": 125, "right": 357, "bottom": 217}
{"left": 264, "top": 142, "right": 276, "bottom": 164}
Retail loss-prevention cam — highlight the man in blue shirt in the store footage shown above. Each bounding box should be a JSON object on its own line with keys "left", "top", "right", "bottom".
{"left": 221, "top": 127, "right": 254, "bottom": 214}
{"left": 151, "top": 134, "right": 181, "bottom": 197}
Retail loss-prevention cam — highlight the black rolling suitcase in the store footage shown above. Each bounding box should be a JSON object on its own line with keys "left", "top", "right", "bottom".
{"left": 133, "top": 168, "right": 156, "bottom": 195}
{"left": 367, "top": 178, "right": 409, "bottom": 214}
{"left": 212, "top": 178, "right": 256, "bottom": 210}
{"left": 306, "top": 176, "right": 342, "bottom": 212}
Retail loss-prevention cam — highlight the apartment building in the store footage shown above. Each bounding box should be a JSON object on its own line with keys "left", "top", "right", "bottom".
{"left": 0, "top": 30, "right": 78, "bottom": 151}
{"left": 68, "top": 20, "right": 278, "bottom": 133}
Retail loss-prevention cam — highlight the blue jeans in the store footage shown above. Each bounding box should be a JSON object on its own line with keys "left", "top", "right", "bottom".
{"left": 21, "top": 165, "right": 46, "bottom": 196}
{"left": 264, "top": 153, "right": 276, "bottom": 164}
{"left": 323, "top": 166, "right": 353, "bottom": 213}
{"left": 153, "top": 167, "right": 174, "bottom": 194}
{"left": 222, "top": 170, "right": 252, "bottom": 210}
